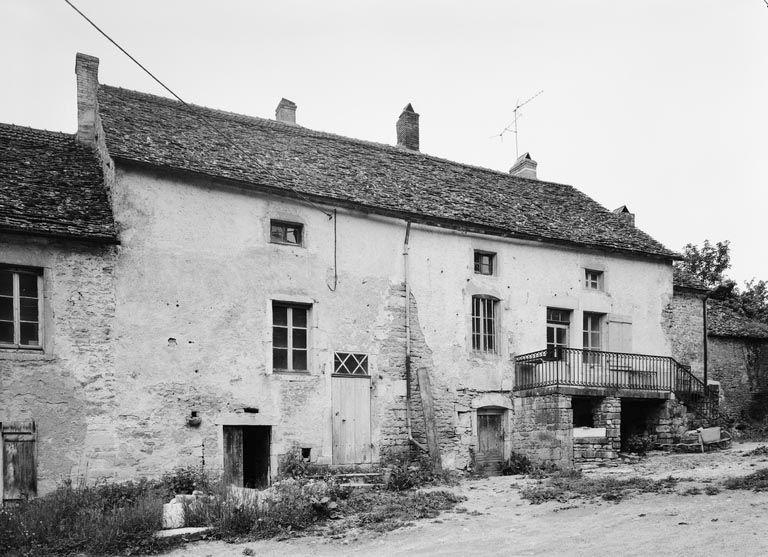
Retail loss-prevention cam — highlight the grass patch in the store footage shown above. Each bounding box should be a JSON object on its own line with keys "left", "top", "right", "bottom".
{"left": 742, "top": 445, "right": 768, "bottom": 457}
{"left": 520, "top": 471, "right": 679, "bottom": 504}
{"left": 723, "top": 468, "right": 768, "bottom": 492}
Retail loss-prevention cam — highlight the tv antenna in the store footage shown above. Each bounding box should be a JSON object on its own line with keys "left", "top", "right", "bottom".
{"left": 492, "top": 90, "right": 544, "bottom": 159}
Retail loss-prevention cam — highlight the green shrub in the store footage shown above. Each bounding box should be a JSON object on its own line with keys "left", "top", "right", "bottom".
{"left": 724, "top": 468, "right": 768, "bottom": 491}
{"left": 277, "top": 444, "right": 324, "bottom": 479}
{"left": 624, "top": 434, "right": 654, "bottom": 456}
{"left": 160, "top": 465, "right": 213, "bottom": 497}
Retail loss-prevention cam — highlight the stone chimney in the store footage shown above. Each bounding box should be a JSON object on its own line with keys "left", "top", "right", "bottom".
{"left": 396, "top": 103, "right": 419, "bottom": 151}
{"left": 613, "top": 205, "right": 635, "bottom": 226}
{"left": 509, "top": 152, "right": 537, "bottom": 179}
{"left": 275, "top": 98, "right": 297, "bottom": 124}
{"left": 75, "top": 53, "right": 100, "bottom": 144}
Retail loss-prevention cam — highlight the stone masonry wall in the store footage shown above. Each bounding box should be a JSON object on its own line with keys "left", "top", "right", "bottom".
{"left": 664, "top": 290, "right": 705, "bottom": 379}
{"left": 709, "top": 337, "right": 768, "bottom": 419}
{"left": 512, "top": 394, "right": 573, "bottom": 469}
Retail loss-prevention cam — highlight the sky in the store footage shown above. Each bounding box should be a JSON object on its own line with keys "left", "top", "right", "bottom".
{"left": 1, "top": 1, "right": 766, "bottom": 284}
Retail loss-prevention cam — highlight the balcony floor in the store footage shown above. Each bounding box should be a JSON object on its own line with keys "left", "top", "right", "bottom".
{"left": 514, "top": 384, "right": 673, "bottom": 399}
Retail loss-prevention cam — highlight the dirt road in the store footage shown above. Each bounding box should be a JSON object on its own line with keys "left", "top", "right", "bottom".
{"left": 164, "top": 442, "right": 768, "bottom": 556}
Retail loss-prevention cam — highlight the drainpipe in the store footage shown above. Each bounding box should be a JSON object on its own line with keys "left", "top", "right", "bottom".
{"left": 403, "top": 221, "right": 427, "bottom": 452}
{"left": 703, "top": 292, "right": 710, "bottom": 387}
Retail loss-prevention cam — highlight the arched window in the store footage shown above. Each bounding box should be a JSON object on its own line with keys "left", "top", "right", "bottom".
{"left": 471, "top": 295, "right": 499, "bottom": 353}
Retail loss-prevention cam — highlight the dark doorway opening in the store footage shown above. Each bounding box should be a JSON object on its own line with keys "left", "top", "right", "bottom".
{"left": 620, "top": 399, "right": 664, "bottom": 451}
{"left": 223, "top": 425, "right": 271, "bottom": 489}
{"left": 572, "top": 396, "right": 600, "bottom": 427}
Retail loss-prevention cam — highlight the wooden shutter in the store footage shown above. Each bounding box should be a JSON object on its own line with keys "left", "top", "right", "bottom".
{"left": 607, "top": 320, "right": 632, "bottom": 353}
{"left": 2, "top": 421, "right": 37, "bottom": 503}
{"left": 222, "top": 426, "right": 244, "bottom": 487}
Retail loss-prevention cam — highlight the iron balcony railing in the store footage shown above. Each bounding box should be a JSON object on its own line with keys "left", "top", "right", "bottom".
{"left": 514, "top": 347, "right": 700, "bottom": 394}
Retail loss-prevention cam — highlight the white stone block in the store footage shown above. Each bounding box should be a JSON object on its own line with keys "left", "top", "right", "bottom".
{"left": 162, "top": 501, "right": 185, "bottom": 529}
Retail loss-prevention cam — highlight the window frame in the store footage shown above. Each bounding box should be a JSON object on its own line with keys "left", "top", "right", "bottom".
{"left": 471, "top": 295, "right": 499, "bottom": 353}
{"left": 473, "top": 250, "right": 496, "bottom": 276}
{"left": 0, "top": 267, "right": 43, "bottom": 351}
{"left": 269, "top": 219, "right": 304, "bottom": 247}
{"left": 584, "top": 269, "right": 604, "bottom": 291}
{"left": 272, "top": 301, "right": 310, "bottom": 372}
{"left": 546, "top": 307, "right": 571, "bottom": 360}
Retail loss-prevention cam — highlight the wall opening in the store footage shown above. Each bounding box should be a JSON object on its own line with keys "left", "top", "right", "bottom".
{"left": 620, "top": 399, "right": 665, "bottom": 451}
{"left": 223, "top": 425, "right": 271, "bottom": 489}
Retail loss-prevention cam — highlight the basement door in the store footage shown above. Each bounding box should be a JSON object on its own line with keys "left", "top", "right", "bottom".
{"left": 331, "top": 373, "right": 372, "bottom": 465}
{"left": 476, "top": 409, "right": 504, "bottom": 476}
{"left": 1, "top": 421, "right": 37, "bottom": 504}
{"left": 223, "top": 425, "right": 271, "bottom": 489}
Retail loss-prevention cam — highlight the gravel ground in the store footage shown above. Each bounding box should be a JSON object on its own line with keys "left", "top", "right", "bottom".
{"left": 160, "top": 441, "right": 768, "bottom": 557}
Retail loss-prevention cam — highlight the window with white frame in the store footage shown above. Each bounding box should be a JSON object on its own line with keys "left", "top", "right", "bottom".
{"left": 272, "top": 302, "right": 309, "bottom": 371}
{"left": 585, "top": 269, "right": 604, "bottom": 290}
{"left": 0, "top": 268, "right": 43, "bottom": 349}
{"left": 583, "top": 312, "right": 603, "bottom": 364}
{"left": 546, "top": 307, "right": 570, "bottom": 360}
{"left": 471, "top": 296, "right": 498, "bottom": 353}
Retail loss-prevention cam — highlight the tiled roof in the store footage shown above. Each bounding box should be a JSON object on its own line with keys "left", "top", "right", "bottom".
{"left": 0, "top": 123, "right": 117, "bottom": 242}
{"left": 708, "top": 301, "right": 768, "bottom": 340}
{"left": 97, "top": 85, "right": 678, "bottom": 260}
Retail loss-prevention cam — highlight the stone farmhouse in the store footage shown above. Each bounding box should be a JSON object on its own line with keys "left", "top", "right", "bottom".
{"left": 1, "top": 53, "right": 720, "bottom": 502}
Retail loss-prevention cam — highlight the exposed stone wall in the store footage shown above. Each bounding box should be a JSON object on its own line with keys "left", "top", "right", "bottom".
{"left": 573, "top": 437, "right": 613, "bottom": 463}
{"left": 709, "top": 337, "right": 768, "bottom": 419}
{"left": 512, "top": 394, "right": 573, "bottom": 469}
{"left": 664, "top": 290, "right": 705, "bottom": 378}
{"left": 0, "top": 235, "right": 117, "bottom": 495}
{"left": 594, "top": 397, "right": 621, "bottom": 454}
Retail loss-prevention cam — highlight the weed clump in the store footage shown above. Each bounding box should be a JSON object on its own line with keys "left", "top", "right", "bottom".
{"left": 724, "top": 468, "right": 768, "bottom": 492}
{"left": 520, "top": 472, "right": 679, "bottom": 505}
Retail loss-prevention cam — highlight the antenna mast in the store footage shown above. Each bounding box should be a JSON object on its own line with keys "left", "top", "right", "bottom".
{"left": 494, "top": 90, "right": 544, "bottom": 159}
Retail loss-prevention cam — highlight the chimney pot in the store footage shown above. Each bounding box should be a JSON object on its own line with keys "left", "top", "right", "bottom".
{"left": 275, "top": 98, "right": 297, "bottom": 124}
{"left": 75, "top": 53, "right": 100, "bottom": 144}
{"left": 613, "top": 205, "right": 635, "bottom": 227}
{"left": 396, "top": 103, "right": 419, "bottom": 151}
{"left": 509, "top": 152, "right": 537, "bottom": 179}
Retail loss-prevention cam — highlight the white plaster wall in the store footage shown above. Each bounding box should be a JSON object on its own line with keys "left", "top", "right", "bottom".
{"left": 104, "top": 165, "right": 673, "bottom": 478}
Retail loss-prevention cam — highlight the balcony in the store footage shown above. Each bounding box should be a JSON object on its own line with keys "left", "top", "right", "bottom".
{"left": 514, "top": 347, "right": 708, "bottom": 401}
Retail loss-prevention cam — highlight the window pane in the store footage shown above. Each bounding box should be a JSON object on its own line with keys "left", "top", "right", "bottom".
{"left": 273, "top": 326, "right": 288, "bottom": 348}
{"left": 0, "top": 272, "right": 12, "bottom": 296}
{"left": 270, "top": 224, "right": 285, "bottom": 241}
{"left": 286, "top": 226, "right": 302, "bottom": 245}
{"left": 20, "top": 298, "right": 38, "bottom": 322}
{"left": 19, "top": 274, "right": 38, "bottom": 297}
{"left": 273, "top": 305, "right": 287, "bottom": 326}
{"left": 293, "top": 328, "right": 307, "bottom": 349}
{"left": 547, "top": 327, "right": 554, "bottom": 343}
{"left": 0, "top": 297, "right": 12, "bottom": 321}
{"left": 293, "top": 350, "right": 307, "bottom": 370}
{"left": 0, "top": 321, "right": 13, "bottom": 343}
{"left": 292, "top": 308, "right": 307, "bottom": 328}
{"left": 273, "top": 348, "right": 288, "bottom": 369}
{"left": 20, "top": 322, "right": 39, "bottom": 346}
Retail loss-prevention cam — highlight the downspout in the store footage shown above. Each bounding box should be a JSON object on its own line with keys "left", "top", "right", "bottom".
{"left": 403, "top": 221, "right": 427, "bottom": 452}
{"left": 703, "top": 292, "right": 710, "bottom": 387}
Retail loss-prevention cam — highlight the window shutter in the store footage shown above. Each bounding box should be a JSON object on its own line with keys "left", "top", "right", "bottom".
{"left": 2, "top": 420, "right": 37, "bottom": 502}
{"left": 607, "top": 320, "right": 632, "bottom": 353}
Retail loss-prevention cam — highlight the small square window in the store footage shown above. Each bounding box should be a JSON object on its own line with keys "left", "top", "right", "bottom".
{"left": 585, "top": 269, "right": 603, "bottom": 290}
{"left": 474, "top": 251, "right": 495, "bottom": 275}
{"left": 270, "top": 220, "right": 303, "bottom": 246}
{"left": 334, "top": 352, "right": 369, "bottom": 375}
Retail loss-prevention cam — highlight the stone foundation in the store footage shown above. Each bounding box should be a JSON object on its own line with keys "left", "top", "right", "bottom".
{"left": 512, "top": 394, "right": 573, "bottom": 469}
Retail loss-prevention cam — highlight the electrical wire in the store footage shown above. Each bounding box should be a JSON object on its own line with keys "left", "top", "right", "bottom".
{"left": 62, "top": 0, "right": 334, "bottom": 219}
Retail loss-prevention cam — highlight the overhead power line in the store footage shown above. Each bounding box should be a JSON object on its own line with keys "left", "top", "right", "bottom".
{"left": 62, "top": 0, "right": 334, "bottom": 218}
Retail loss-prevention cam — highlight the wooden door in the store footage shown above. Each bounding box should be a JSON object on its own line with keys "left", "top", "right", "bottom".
{"left": 2, "top": 421, "right": 37, "bottom": 503}
{"left": 476, "top": 411, "right": 504, "bottom": 475}
{"left": 222, "top": 426, "right": 244, "bottom": 486}
{"left": 331, "top": 376, "right": 372, "bottom": 464}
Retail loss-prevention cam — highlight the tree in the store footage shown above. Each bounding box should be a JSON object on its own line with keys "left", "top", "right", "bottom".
{"left": 739, "top": 279, "right": 768, "bottom": 323}
{"left": 676, "top": 240, "right": 732, "bottom": 290}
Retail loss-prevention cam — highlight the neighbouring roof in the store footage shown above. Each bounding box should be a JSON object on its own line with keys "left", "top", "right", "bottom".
{"left": 0, "top": 123, "right": 117, "bottom": 242}
{"left": 708, "top": 300, "right": 768, "bottom": 340}
{"left": 97, "top": 85, "right": 678, "bottom": 260}
{"left": 673, "top": 267, "right": 709, "bottom": 293}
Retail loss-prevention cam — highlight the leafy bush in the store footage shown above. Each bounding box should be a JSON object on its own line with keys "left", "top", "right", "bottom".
{"left": 160, "top": 465, "right": 213, "bottom": 497}
{"left": 501, "top": 452, "right": 534, "bottom": 475}
{"left": 344, "top": 489, "right": 464, "bottom": 532}
{"left": 278, "top": 444, "right": 324, "bottom": 479}
{"left": 520, "top": 473, "right": 678, "bottom": 504}
{"left": 624, "top": 435, "right": 655, "bottom": 456}
{"left": 0, "top": 481, "right": 170, "bottom": 556}
{"left": 385, "top": 453, "right": 439, "bottom": 491}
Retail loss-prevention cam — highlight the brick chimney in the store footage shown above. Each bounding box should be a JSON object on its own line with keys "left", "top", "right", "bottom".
{"left": 75, "top": 53, "right": 100, "bottom": 144}
{"left": 613, "top": 205, "right": 635, "bottom": 226}
{"left": 509, "top": 152, "right": 537, "bottom": 179}
{"left": 396, "top": 103, "right": 419, "bottom": 151}
{"left": 275, "top": 98, "right": 297, "bottom": 124}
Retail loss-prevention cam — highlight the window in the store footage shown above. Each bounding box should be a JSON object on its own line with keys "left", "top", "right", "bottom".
{"left": 583, "top": 312, "right": 603, "bottom": 364}
{"left": 572, "top": 397, "right": 597, "bottom": 428}
{"left": 334, "top": 353, "right": 369, "bottom": 375}
{"left": 473, "top": 251, "right": 496, "bottom": 275}
{"left": 546, "top": 307, "right": 570, "bottom": 359}
{"left": 585, "top": 269, "right": 603, "bottom": 290}
{"left": 272, "top": 302, "right": 309, "bottom": 371}
{"left": 471, "top": 296, "right": 497, "bottom": 352}
{"left": 0, "top": 268, "right": 42, "bottom": 349}
{"left": 270, "top": 220, "right": 303, "bottom": 246}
